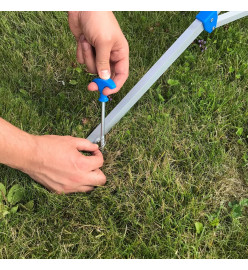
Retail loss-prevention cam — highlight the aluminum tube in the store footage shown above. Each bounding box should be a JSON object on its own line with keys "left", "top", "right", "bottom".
{"left": 216, "top": 11, "right": 248, "bottom": 28}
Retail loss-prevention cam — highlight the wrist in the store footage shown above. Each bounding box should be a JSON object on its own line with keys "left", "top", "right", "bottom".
{"left": 3, "top": 132, "right": 37, "bottom": 172}
{"left": 0, "top": 118, "right": 37, "bottom": 172}
{"left": 15, "top": 133, "right": 38, "bottom": 173}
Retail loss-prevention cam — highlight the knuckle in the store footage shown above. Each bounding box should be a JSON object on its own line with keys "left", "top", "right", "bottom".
{"left": 74, "top": 158, "right": 85, "bottom": 172}
{"left": 97, "top": 60, "right": 109, "bottom": 66}
{"left": 97, "top": 34, "right": 112, "bottom": 44}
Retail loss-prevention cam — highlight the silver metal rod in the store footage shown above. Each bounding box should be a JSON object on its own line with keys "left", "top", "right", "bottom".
{"left": 216, "top": 11, "right": 248, "bottom": 28}
{"left": 87, "top": 19, "right": 204, "bottom": 143}
{"left": 100, "top": 102, "right": 105, "bottom": 149}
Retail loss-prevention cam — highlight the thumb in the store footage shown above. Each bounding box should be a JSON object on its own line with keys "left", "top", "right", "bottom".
{"left": 74, "top": 138, "right": 99, "bottom": 152}
{"left": 95, "top": 42, "right": 111, "bottom": 80}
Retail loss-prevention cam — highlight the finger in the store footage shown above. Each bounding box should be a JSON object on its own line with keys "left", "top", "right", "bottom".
{"left": 87, "top": 82, "right": 112, "bottom": 95}
{"left": 103, "top": 43, "right": 129, "bottom": 96}
{"left": 68, "top": 12, "right": 81, "bottom": 40}
{"left": 102, "top": 57, "right": 129, "bottom": 96}
{"left": 74, "top": 138, "right": 99, "bottom": 152}
{"left": 87, "top": 81, "right": 116, "bottom": 96}
{"left": 80, "top": 35, "right": 97, "bottom": 74}
{"left": 102, "top": 86, "right": 113, "bottom": 96}
{"left": 88, "top": 169, "right": 107, "bottom": 186}
{"left": 95, "top": 41, "right": 111, "bottom": 80}
{"left": 102, "top": 73, "right": 128, "bottom": 96}
{"left": 86, "top": 149, "right": 104, "bottom": 169}
{"left": 87, "top": 81, "right": 98, "bottom": 91}
{"left": 76, "top": 41, "right": 84, "bottom": 64}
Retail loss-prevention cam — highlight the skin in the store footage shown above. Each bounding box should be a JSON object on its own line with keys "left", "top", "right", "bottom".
{"left": 0, "top": 11, "right": 129, "bottom": 194}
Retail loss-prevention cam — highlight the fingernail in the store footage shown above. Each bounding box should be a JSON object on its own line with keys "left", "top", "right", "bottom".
{"left": 100, "top": 70, "right": 110, "bottom": 80}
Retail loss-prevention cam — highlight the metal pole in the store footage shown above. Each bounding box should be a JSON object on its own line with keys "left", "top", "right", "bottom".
{"left": 216, "top": 11, "right": 248, "bottom": 28}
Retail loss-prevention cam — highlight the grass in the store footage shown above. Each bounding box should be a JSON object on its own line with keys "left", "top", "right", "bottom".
{"left": 0, "top": 11, "right": 248, "bottom": 258}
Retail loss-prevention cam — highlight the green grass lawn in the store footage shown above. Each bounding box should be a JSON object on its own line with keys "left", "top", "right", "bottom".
{"left": 0, "top": 11, "right": 248, "bottom": 259}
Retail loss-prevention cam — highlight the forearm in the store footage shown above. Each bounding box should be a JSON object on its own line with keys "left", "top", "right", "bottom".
{"left": 0, "top": 117, "right": 35, "bottom": 171}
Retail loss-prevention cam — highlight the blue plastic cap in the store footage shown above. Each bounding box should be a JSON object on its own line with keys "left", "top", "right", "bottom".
{"left": 92, "top": 78, "right": 116, "bottom": 103}
{"left": 196, "top": 11, "right": 218, "bottom": 33}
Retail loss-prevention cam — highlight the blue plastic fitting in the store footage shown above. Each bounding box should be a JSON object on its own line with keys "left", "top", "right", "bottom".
{"left": 196, "top": 11, "right": 218, "bottom": 33}
{"left": 92, "top": 78, "right": 116, "bottom": 103}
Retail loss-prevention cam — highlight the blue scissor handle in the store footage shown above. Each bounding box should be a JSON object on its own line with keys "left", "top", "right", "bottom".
{"left": 93, "top": 78, "right": 116, "bottom": 103}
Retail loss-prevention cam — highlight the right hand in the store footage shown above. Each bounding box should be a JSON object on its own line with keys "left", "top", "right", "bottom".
{"left": 22, "top": 135, "right": 106, "bottom": 194}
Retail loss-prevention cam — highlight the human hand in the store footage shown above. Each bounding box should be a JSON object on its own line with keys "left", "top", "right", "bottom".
{"left": 22, "top": 135, "right": 106, "bottom": 194}
{"left": 68, "top": 11, "right": 129, "bottom": 95}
